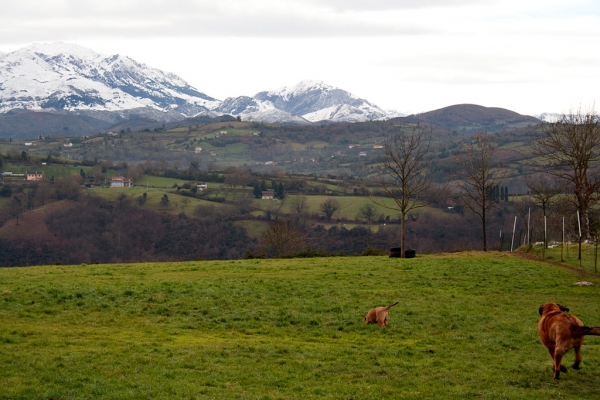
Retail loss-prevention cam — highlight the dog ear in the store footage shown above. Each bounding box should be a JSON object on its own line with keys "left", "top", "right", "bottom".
{"left": 557, "top": 304, "right": 569, "bottom": 313}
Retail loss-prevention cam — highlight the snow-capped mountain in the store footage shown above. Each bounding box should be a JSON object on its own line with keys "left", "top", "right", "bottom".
{"left": 0, "top": 43, "right": 402, "bottom": 124}
{"left": 535, "top": 113, "right": 561, "bottom": 123}
{"left": 216, "top": 80, "right": 394, "bottom": 123}
{"left": 0, "top": 42, "right": 219, "bottom": 119}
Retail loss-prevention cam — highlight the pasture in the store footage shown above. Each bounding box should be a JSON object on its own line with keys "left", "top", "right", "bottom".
{"left": 1, "top": 253, "right": 599, "bottom": 399}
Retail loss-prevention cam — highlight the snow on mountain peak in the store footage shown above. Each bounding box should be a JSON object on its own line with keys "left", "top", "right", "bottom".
{"left": 24, "top": 42, "right": 105, "bottom": 57}
{"left": 0, "top": 42, "right": 219, "bottom": 117}
{"left": 0, "top": 42, "right": 403, "bottom": 124}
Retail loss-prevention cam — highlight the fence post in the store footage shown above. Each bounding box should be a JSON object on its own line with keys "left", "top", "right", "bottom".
{"left": 577, "top": 211, "right": 582, "bottom": 266}
{"left": 499, "top": 230, "right": 502, "bottom": 252}
{"left": 511, "top": 216, "right": 517, "bottom": 252}
{"left": 595, "top": 236, "right": 598, "bottom": 273}
{"left": 527, "top": 208, "right": 531, "bottom": 246}
{"left": 561, "top": 216, "right": 565, "bottom": 263}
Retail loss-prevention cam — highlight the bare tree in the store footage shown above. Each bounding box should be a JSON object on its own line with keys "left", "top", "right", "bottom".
{"left": 291, "top": 195, "right": 310, "bottom": 215}
{"left": 320, "top": 198, "right": 340, "bottom": 221}
{"left": 370, "top": 121, "right": 441, "bottom": 257}
{"left": 530, "top": 108, "right": 600, "bottom": 238}
{"left": 10, "top": 196, "right": 24, "bottom": 226}
{"left": 456, "top": 132, "right": 505, "bottom": 251}
{"left": 357, "top": 203, "right": 377, "bottom": 223}
{"left": 525, "top": 175, "right": 560, "bottom": 219}
{"left": 260, "top": 220, "right": 305, "bottom": 258}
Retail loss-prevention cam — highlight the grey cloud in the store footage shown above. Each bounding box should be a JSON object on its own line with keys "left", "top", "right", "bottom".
{"left": 0, "top": 1, "right": 439, "bottom": 44}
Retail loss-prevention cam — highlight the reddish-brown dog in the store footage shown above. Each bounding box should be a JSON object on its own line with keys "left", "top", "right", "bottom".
{"left": 365, "top": 302, "right": 399, "bottom": 328}
{"left": 538, "top": 302, "right": 600, "bottom": 379}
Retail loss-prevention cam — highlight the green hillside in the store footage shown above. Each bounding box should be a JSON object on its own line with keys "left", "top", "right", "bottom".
{"left": 1, "top": 253, "right": 599, "bottom": 398}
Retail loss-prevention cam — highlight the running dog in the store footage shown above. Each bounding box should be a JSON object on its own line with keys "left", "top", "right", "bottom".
{"left": 365, "top": 302, "right": 399, "bottom": 328}
{"left": 538, "top": 302, "right": 600, "bottom": 379}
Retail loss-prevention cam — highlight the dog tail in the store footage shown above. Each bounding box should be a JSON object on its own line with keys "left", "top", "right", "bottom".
{"left": 385, "top": 302, "right": 399, "bottom": 310}
{"left": 573, "top": 326, "right": 600, "bottom": 337}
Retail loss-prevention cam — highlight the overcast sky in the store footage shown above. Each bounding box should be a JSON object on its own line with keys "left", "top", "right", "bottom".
{"left": 1, "top": 0, "right": 599, "bottom": 115}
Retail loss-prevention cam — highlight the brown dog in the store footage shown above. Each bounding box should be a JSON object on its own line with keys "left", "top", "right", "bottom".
{"left": 365, "top": 302, "right": 399, "bottom": 328}
{"left": 538, "top": 302, "right": 600, "bottom": 379}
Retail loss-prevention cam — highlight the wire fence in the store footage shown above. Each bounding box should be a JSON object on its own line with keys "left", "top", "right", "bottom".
{"left": 499, "top": 215, "right": 599, "bottom": 275}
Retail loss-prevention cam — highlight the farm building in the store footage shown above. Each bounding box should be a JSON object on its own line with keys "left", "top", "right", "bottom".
{"left": 26, "top": 171, "right": 43, "bottom": 181}
{"left": 110, "top": 176, "right": 133, "bottom": 188}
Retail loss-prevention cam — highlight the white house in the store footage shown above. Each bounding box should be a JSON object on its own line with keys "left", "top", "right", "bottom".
{"left": 110, "top": 176, "right": 133, "bottom": 188}
{"left": 195, "top": 147, "right": 202, "bottom": 154}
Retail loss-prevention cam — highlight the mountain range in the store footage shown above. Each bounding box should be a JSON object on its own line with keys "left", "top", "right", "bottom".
{"left": 0, "top": 42, "right": 547, "bottom": 138}
{"left": 0, "top": 42, "right": 399, "bottom": 127}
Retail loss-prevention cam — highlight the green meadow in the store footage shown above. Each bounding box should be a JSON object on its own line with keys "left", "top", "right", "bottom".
{"left": 1, "top": 253, "right": 600, "bottom": 399}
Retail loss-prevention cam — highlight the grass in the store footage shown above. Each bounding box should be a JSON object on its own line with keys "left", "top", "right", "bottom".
{"left": 526, "top": 242, "right": 600, "bottom": 275}
{"left": 2, "top": 162, "right": 93, "bottom": 179}
{"left": 1, "top": 252, "right": 600, "bottom": 398}
{"left": 134, "top": 174, "right": 190, "bottom": 188}
{"left": 91, "top": 187, "right": 236, "bottom": 215}
{"left": 281, "top": 195, "right": 404, "bottom": 220}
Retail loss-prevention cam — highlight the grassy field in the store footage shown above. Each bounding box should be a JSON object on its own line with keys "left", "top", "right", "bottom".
{"left": 1, "top": 252, "right": 600, "bottom": 399}
{"left": 527, "top": 242, "right": 600, "bottom": 275}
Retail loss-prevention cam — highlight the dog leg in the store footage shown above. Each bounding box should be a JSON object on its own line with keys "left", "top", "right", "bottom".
{"left": 553, "top": 351, "right": 566, "bottom": 379}
{"left": 572, "top": 346, "right": 582, "bottom": 370}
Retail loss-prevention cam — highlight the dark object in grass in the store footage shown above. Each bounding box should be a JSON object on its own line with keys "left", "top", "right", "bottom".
{"left": 538, "top": 302, "right": 600, "bottom": 379}
{"left": 365, "top": 302, "right": 399, "bottom": 328}
{"left": 389, "top": 248, "right": 416, "bottom": 258}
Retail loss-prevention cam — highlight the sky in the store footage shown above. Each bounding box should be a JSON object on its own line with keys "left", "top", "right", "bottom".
{"left": 1, "top": 0, "right": 599, "bottom": 115}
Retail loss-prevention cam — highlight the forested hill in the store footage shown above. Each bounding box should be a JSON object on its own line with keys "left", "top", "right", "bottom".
{"left": 402, "top": 104, "right": 541, "bottom": 133}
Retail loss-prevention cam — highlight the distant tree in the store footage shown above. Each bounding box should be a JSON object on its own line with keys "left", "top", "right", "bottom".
{"left": 276, "top": 182, "right": 285, "bottom": 200}
{"left": 529, "top": 108, "right": 600, "bottom": 238}
{"left": 292, "top": 195, "right": 309, "bottom": 215}
{"left": 10, "top": 196, "right": 23, "bottom": 225}
{"left": 456, "top": 132, "right": 505, "bottom": 251}
{"left": 357, "top": 203, "right": 377, "bottom": 223}
{"left": 321, "top": 198, "right": 340, "bottom": 221}
{"left": 224, "top": 166, "right": 251, "bottom": 188}
{"left": 161, "top": 194, "right": 169, "bottom": 206}
{"left": 253, "top": 184, "right": 262, "bottom": 199}
{"left": 137, "top": 192, "right": 148, "bottom": 205}
{"left": 525, "top": 175, "right": 560, "bottom": 220}
{"left": 26, "top": 188, "right": 37, "bottom": 210}
{"left": 260, "top": 220, "right": 305, "bottom": 258}
{"left": 0, "top": 185, "right": 12, "bottom": 198}
{"left": 0, "top": 157, "right": 3, "bottom": 168}
{"left": 181, "top": 197, "right": 191, "bottom": 210}
{"left": 80, "top": 168, "right": 85, "bottom": 179}
{"left": 54, "top": 176, "right": 81, "bottom": 200}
